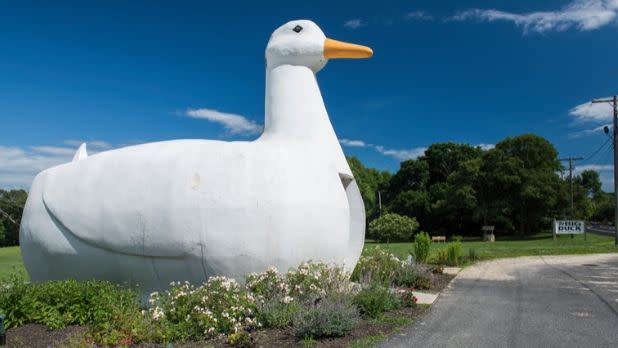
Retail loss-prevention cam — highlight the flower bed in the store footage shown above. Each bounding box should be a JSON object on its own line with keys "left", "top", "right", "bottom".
{"left": 1, "top": 252, "right": 454, "bottom": 347}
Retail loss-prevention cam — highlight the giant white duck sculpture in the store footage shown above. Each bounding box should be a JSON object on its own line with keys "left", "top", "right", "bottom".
{"left": 20, "top": 20, "right": 372, "bottom": 291}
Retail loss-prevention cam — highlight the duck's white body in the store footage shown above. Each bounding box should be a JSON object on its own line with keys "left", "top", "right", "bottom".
{"left": 20, "top": 21, "right": 369, "bottom": 291}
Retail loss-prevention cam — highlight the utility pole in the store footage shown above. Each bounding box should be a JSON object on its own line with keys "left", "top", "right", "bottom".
{"left": 592, "top": 96, "right": 618, "bottom": 246}
{"left": 558, "top": 156, "right": 584, "bottom": 218}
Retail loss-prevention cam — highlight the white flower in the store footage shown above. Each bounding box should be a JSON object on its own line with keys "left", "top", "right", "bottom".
{"left": 152, "top": 307, "right": 164, "bottom": 321}
{"left": 282, "top": 296, "right": 294, "bottom": 304}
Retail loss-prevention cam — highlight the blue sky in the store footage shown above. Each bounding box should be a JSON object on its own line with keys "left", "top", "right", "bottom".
{"left": 1, "top": 0, "right": 617, "bottom": 190}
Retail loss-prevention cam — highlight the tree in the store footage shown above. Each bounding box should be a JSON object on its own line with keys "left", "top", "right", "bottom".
{"left": 347, "top": 157, "right": 391, "bottom": 220}
{"left": 422, "top": 143, "right": 483, "bottom": 185}
{"left": 484, "top": 134, "right": 563, "bottom": 237}
{"left": 368, "top": 213, "right": 419, "bottom": 243}
{"left": 0, "top": 189, "right": 28, "bottom": 246}
{"left": 577, "top": 170, "right": 602, "bottom": 198}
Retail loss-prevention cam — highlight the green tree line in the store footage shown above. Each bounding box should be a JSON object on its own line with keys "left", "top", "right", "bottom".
{"left": 0, "top": 189, "right": 27, "bottom": 246}
{"left": 349, "top": 133, "right": 614, "bottom": 239}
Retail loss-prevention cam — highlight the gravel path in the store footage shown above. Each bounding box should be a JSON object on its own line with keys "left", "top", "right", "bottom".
{"left": 381, "top": 254, "right": 618, "bottom": 348}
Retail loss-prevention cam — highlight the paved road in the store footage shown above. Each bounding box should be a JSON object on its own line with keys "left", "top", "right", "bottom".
{"left": 381, "top": 254, "right": 618, "bottom": 348}
{"left": 587, "top": 224, "right": 615, "bottom": 237}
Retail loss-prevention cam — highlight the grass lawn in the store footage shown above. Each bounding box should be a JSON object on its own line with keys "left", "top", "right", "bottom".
{"left": 0, "top": 246, "right": 25, "bottom": 279}
{"left": 1, "top": 233, "right": 616, "bottom": 281}
{"left": 364, "top": 232, "right": 618, "bottom": 261}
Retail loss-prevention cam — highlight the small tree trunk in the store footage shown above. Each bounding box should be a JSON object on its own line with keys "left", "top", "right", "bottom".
{"left": 519, "top": 203, "right": 525, "bottom": 239}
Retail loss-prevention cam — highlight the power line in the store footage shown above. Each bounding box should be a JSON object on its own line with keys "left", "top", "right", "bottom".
{"left": 580, "top": 137, "right": 611, "bottom": 164}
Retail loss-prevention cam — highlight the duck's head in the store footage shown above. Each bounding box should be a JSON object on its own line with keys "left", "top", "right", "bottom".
{"left": 266, "top": 19, "right": 372, "bottom": 72}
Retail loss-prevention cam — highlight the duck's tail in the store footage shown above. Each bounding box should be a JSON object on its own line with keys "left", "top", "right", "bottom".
{"left": 72, "top": 143, "right": 88, "bottom": 162}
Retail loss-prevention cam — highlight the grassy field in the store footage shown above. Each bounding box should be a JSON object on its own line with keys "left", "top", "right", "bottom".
{"left": 365, "top": 232, "right": 618, "bottom": 261}
{"left": 0, "top": 233, "right": 616, "bottom": 280}
{"left": 0, "top": 246, "right": 25, "bottom": 279}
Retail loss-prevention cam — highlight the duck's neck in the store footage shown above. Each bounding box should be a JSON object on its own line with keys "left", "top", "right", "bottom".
{"left": 262, "top": 64, "right": 336, "bottom": 141}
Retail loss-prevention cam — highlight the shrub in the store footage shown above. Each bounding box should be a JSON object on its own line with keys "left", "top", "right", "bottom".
{"left": 405, "top": 263, "right": 433, "bottom": 290}
{"left": 368, "top": 213, "right": 419, "bottom": 243}
{"left": 434, "top": 248, "right": 448, "bottom": 265}
{"left": 293, "top": 295, "right": 360, "bottom": 339}
{"left": 351, "top": 248, "right": 405, "bottom": 285}
{"left": 245, "top": 266, "right": 289, "bottom": 304}
{"left": 0, "top": 274, "right": 146, "bottom": 345}
{"left": 352, "top": 283, "right": 399, "bottom": 319}
{"left": 411, "top": 231, "right": 431, "bottom": 263}
{"left": 352, "top": 249, "right": 432, "bottom": 289}
{"left": 256, "top": 300, "right": 299, "bottom": 328}
{"left": 429, "top": 264, "right": 444, "bottom": 274}
{"left": 247, "top": 262, "right": 353, "bottom": 330}
{"left": 396, "top": 288, "right": 418, "bottom": 308}
{"left": 227, "top": 331, "right": 251, "bottom": 347}
{"left": 285, "top": 261, "right": 351, "bottom": 301}
{"left": 468, "top": 248, "right": 479, "bottom": 262}
{"left": 246, "top": 262, "right": 351, "bottom": 305}
{"left": 147, "top": 277, "right": 257, "bottom": 342}
{"left": 446, "top": 241, "right": 463, "bottom": 266}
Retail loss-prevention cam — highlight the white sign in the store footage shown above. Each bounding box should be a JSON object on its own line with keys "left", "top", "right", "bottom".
{"left": 554, "top": 220, "right": 585, "bottom": 234}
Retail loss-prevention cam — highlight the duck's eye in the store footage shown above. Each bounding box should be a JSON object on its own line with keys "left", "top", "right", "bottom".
{"left": 293, "top": 25, "right": 303, "bottom": 33}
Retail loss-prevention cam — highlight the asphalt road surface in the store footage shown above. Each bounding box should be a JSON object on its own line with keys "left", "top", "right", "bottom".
{"left": 587, "top": 224, "right": 615, "bottom": 237}
{"left": 381, "top": 254, "right": 618, "bottom": 348}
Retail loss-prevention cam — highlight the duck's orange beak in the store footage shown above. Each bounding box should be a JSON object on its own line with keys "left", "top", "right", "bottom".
{"left": 323, "top": 38, "right": 373, "bottom": 59}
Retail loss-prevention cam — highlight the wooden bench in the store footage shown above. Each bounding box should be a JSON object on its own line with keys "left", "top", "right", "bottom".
{"left": 431, "top": 236, "right": 446, "bottom": 243}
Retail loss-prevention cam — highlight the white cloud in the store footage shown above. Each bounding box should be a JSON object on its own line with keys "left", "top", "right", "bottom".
{"left": 63, "top": 139, "right": 112, "bottom": 150}
{"left": 339, "top": 139, "right": 367, "bottom": 147}
{"left": 476, "top": 143, "right": 495, "bottom": 150}
{"left": 574, "top": 164, "right": 613, "bottom": 173}
{"left": 569, "top": 99, "right": 613, "bottom": 123}
{"left": 339, "top": 137, "right": 426, "bottom": 160}
{"left": 0, "top": 141, "right": 114, "bottom": 189}
{"left": 568, "top": 124, "right": 612, "bottom": 138}
{"left": 344, "top": 19, "right": 365, "bottom": 29}
{"left": 406, "top": 11, "right": 433, "bottom": 20}
{"left": 375, "top": 145, "right": 427, "bottom": 161}
{"left": 186, "top": 108, "right": 262, "bottom": 136}
{"left": 452, "top": 0, "right": 618, "bottom": 33}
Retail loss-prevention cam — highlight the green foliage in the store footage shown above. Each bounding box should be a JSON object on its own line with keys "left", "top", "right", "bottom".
{"left": 246, "top": 262, "right": 351, "bottom": 304}
{"left": 147, "top": 277, "right": 257, "bottom": 342}
{"left": 227, "top": 331, "right": 251, "bottom": 347}
{"left": 396, "top": 288, "right": 419, "bottom": 308}
{"left": 434, "top": 248, "right": 448, "bottom": 265}
{"left": 0, "top": 274, "right": 145, "bottom": 345}
{"left": 293, "top": 295, "right": 360, "bottom": 339}
{"left": 0, "top": 189, "right": 27, "bottom": 247}
{"left": 351, "top": 248, "right": 431, "bottom": 289}
{"left": 468, "top": 248, "right": 479, "bottom": 262}
{"left": 352, "top": 283, "right": 399, "bottom": 319}
{"left": 368, "top": 134, "right": 612, "bottom": 238}
{"left": 347, "top": 156, "right": 391, "bottom": 220}
{"left": 368, "top": 213, "right": 419, "bottom": 243}
{"left": 412, "top": 232, "right": 432, "bottom": 263}
{"left": 446, "top": 241, "right": 463, "bottom": 266}
{"left": 352, "top": 248, "right": 405, "bottom": 285}
{"left": 256, "top": 300, "right": 299, "bottom": 328}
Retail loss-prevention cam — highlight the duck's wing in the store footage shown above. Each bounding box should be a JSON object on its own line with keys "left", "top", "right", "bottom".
{"left": 41, "top": 142, "right": 207, "bottom": 258}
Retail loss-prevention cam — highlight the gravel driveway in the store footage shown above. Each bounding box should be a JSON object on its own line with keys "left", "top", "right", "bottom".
{"left": 381, "top": 254, "right": 618, "bottom": 348}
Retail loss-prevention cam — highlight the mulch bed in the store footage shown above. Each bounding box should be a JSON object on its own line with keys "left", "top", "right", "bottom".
{"left": 6, "top": 273, "right": 456, "bottom": 348}
{"left": 6, "top": 324, "right": 86, "bottom": 348}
